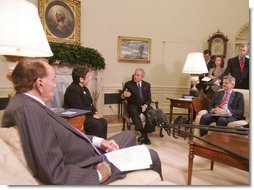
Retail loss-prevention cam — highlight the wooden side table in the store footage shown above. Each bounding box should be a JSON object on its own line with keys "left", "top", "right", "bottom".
{"left": 55, "top": 108, "right": 90, "bottom": 132}
{"left": 167, "top": 98, "right": 195, "bottom": 124}
{"left": 63, "top": 115, "right": 86, "bottom": 131}
{"left": 187, "top": 132, "right": 249, "bottom": 185}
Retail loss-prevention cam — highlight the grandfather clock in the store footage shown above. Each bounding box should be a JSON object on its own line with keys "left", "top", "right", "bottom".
{"left": 208, "top": 29, "right": 229, "bottom": 58}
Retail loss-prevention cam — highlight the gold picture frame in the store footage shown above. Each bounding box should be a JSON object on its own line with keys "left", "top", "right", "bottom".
{"left": 38, "top": 0, "right": 81, "bottom": 44}
{"left": 118, "top": 36, "right": 151, "bottom": 63}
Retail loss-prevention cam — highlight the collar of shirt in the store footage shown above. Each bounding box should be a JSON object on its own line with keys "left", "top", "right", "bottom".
{"left": 24, "top": 93, "right": 46, "bottom": 106}
{"left": 238, "top": 56, "right": 245, "bottom": 60}
{"left": 137, "top": 82, "right": 142, "bottom": 86}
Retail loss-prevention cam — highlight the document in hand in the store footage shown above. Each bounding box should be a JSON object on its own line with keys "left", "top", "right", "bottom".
{"left": 105, "top": 145, "right": 152, "bottom": 172}
{"left": 201, "top": 76, "right": 212, "bottom": 82}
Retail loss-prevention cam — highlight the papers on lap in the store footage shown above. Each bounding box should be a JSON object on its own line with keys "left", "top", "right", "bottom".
{"left": 211, "top": 113, "right": 230, "bottom": 117}
{"left": 201, "top": 76, "right": 212, "bottom": 82}
{"left": 105, "top": 145, "right": 152, "bottom": 172}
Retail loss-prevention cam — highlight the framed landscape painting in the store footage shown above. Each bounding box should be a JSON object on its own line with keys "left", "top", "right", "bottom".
{"left": 118, "top": 36, "right": 151, "bottom": 63}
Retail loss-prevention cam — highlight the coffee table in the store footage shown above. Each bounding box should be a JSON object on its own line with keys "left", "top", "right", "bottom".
{"left": 187, "top": 132, "right": 249, "bottom": 185}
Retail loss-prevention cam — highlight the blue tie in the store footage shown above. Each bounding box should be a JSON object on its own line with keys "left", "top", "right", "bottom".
{"left": 138, "top": 83, "right": 142, "bottom": 99}
{"left": 73, "top": 127, "right": 101, "bottom": 155}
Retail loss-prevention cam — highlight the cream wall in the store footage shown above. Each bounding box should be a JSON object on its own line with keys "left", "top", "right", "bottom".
{"left": 0, "top": 0, "right": 249, "bottom": 114}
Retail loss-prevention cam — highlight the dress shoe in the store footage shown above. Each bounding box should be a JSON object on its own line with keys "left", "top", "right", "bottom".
{"left": 145, "top": 137, "right": 151, "bottom": 145}
{"left": 137, "top": 135, "right": 143, "bottom": 142}
{"left": 138, "top": 137, "right": 151, "bottom": 145}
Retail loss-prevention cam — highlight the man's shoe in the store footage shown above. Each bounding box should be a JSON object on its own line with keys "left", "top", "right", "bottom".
{"left": 145, "top": 137, "right": 151, "bottom": 145}
{"left": 138, "top": 137, "right": 151, "bottom": 145}
{"left": 138, "top": 137, "right": 146, "bottom": 144}
{"left": 137, "top": 135, "right": 143, "bottom": 142}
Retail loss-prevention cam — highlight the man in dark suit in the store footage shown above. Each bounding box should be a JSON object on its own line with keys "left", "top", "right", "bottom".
{"left": 203, "top": 49, "right": 214, "bottom": 72}
{"left": 121, "top": 68, "right": 154, "bottom": 145}
{"left": 200, "top": 75, "right": 244, "bottom": 136}
{"left": 196, "top": 49, "right": 214, "bottom": 92}
{"left": 1, "top": 58, "right": 162, "bottom": 184}
{"left": 63, "top": 65, "right": 107, "bottom": 139}
{"left": 223, "top": 43, "right": 249, "bottom": 89}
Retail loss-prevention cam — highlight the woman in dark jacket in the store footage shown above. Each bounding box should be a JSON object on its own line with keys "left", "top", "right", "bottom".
{"left": 63, "top": 65, "right": 107, "bottom": 138}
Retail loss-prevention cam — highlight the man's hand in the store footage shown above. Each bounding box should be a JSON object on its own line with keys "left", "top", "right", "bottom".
{"left": 214, "top": 107, "right": 227, "bottom": 114}
{"left": 101, "top": 139, "right": 119, "bottom": 152}
{"left": 122, "top": 89, "right": 131, "bottom": 98}
{"left": 96, "top": 162, "right": 112, "bottom": 183}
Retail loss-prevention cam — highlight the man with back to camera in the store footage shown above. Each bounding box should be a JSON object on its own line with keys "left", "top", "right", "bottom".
{"left": 199, "top": 75, "right": 244, "bottom": 136}
{"left": 121, "top": 68, "right": 154, "bottom": 145}
{"left": 1, "top": 58, "right": 163, "bottom": 184}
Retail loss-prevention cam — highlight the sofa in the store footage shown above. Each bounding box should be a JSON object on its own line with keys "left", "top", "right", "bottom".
{"left": 194, "top": 89, "right": 249, "bottom": 128}
{"left": 0, "top": 126, "right": 169, "bottom": 185}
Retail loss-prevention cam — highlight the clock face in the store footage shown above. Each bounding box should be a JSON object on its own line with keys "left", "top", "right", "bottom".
{"left": 211, "top": 38, "right": 224, "bottom": 55}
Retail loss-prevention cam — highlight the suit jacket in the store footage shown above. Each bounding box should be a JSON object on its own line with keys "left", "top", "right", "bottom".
{"left": 208, "top": 90, "right": 244, "bottom": 119}
{"left": 207, "top": 59, "right": 214, "bottom": 72}
{"left": 224, "top": 56, "right": 249, "bottom": 89}
{"left": 123, "top": 80, "right": 152, "bottom": 107}
{"left": 1, "top": 94, "right": 125, "bottom": 185}
{"left": 63, "top": 83, "right": 96, "bottom": 117}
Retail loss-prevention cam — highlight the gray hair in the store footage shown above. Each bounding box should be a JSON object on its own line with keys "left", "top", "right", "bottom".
{"left": 223, "top": 75, "right": 235, "bottom": 85}
{"left": 134, "top": 68, "right": 145, "bottom": 78}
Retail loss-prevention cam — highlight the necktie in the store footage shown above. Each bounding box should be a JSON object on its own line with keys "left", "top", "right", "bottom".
{"left": 218, "top": 91, "right": 229, "bottom": 108}
{"left": 240, "top": 58, "right": 245, "bottom": 72}
{"left": 137, "top": 83, "right": 142, "bottom": 99}
{"left": 73, "top": 127, "right": 101, "bottom": 155}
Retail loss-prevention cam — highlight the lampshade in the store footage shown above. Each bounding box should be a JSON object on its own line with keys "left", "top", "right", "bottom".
{"left": 182, "top": 52, "right": 208, "bottom": 74}
{"left": 0, "top": 0, "right": 53, "bottom": 57}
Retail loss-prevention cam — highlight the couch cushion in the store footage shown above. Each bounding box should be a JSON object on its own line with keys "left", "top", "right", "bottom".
{"left": 0, "top": 138, "right": 39, "bottom": 185}
{"left": 0, "top": 127, "right": 28, "bottom": 167}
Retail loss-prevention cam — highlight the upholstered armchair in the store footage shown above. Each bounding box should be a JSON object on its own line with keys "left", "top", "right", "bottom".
{"left": 194, "top": 89, "right": 249, "bottom": 128}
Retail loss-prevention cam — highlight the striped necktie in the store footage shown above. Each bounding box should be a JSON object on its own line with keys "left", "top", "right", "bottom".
{"left": 137, "top": 83, "right": 142, "bottom": 99}
{"left": 239, "top": 58, "right": 245, "bottom": 72}
{"left": 73, "top": 127, "right": 101, "bottom": 155}
{"left": 218, "top": 91, "right": 229, "bottom": 108}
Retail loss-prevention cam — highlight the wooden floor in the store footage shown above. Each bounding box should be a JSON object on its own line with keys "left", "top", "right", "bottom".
{"left": 104, "top": 115, "right": 250, "bottom": 186}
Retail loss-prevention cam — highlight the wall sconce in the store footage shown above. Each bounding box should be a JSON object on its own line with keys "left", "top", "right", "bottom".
{"left": 182, "top": 52, "right": 208, "bottom": 96}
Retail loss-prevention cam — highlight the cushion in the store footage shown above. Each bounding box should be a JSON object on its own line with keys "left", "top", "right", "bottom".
{"left": 0, "top": 127, "right": 28, "bottom": 167}
{"left": 0, "top": 137, "right": 39, "bottom": 185}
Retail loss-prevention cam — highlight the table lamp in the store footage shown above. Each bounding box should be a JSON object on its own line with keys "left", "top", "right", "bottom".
{"left": 0, "top": 0, "right": 53, "bottom": 79}
{"left": 182, "top": 52, "right": 208, "bottom": 96}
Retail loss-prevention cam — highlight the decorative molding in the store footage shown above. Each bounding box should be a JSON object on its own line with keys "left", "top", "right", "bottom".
{"left": 0, "top": 87, "right": 14, "bottom": 97}
{"left": 235, "top": 23, "right": 249, "bottom": 44}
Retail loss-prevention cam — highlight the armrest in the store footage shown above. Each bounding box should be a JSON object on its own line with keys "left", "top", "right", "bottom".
{"left": 194, "top": 110, "right": 208, "bottom": 125}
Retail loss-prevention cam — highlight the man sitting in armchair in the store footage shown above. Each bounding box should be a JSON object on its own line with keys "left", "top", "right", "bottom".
{"left": 199, "top": 75, "right": 244, "bottom": 136}
{"left": 121, "top": 68, "right": 155, "bottom": 145}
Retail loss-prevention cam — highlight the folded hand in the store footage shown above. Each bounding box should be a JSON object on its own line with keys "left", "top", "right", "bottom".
{"left": 101, "top": 139, "right": 119, "bottom": 152}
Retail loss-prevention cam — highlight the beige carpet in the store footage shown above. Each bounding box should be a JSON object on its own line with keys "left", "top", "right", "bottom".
{"left": 108, "top": 127, "right": 249, "bottom": 186}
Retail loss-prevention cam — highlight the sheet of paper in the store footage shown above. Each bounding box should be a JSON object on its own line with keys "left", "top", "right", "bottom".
{"left": 105, "top": 145, "right": 152, "bottom": 172}
{"left": 201, "top": 76, "right": 212, "bottom": 82}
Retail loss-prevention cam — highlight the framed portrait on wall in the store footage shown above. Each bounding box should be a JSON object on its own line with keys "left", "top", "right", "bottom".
{"left": 118, "top": 36, "right": 151, "bottom": 63}
{"left": 38, "top": 0, "right": 81, "bottom": 44}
